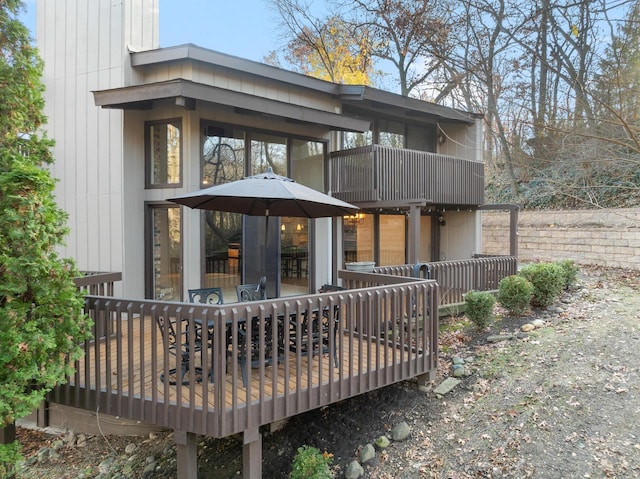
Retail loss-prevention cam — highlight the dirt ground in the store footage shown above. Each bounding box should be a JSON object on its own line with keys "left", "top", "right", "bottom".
{"left": 14, "top": 265, "right": 640, "bottom": 478}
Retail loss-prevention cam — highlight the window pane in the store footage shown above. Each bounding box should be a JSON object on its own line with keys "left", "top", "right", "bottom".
{"left": 291, "top": 139, "right": 324, "bottom": 191}
{"left": 148, "top": 120, "right": 181, "bottom": 185}
{"left": 202, "top": 126, "right": 245, "bottom": 186}
{"left": 151, "top": 206, "right": 181, "bottom": 300}
{"left": 343, "top": 213, "right": 374, "bottom": 264}
{"left": 343, "top": 131, "right": 372, "bottom": 149}
{"left": 379, "top": 214, "right": 405, "bottom": 265}
{"left": 250, "top": 133, "right": 287, "bottom": 175}
{"left": 378, "top": 119, "right": 405, "bottom": 148}
{"left": 201, "top": 124, "right": 245, "bottom": 299}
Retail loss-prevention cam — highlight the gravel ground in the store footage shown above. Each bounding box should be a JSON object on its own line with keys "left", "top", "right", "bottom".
{"left": 14, "top": 265, "right": 640, "bottom": 478}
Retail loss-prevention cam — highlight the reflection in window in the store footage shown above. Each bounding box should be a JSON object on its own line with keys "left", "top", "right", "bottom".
{"left": 343, "top": 131, "right": 372, "bottom": 149}
{"left": 378, "top": 119, "right": 405, "bottom": 148}
{"left": 201, "top": 126, "right": 245, "bottom": 186}
{"left": 379, "top": 215, "right": 406, "bottom": 265}
{"left": 201, "top": 124, "right": 245, "bottom": 294}
{"left": 251, "top": 133, "right": 287, "bottom": 175}
{"left": 147, "top": 120, "right": 181, "bottom": 186}
{"left": 343, "top": 213, "right": 374, "bottom": 264}
{"left": 151, "top": 206, "right": 181, "bottom": 301}
{"left": 291, "top": 139, "right": 325, "bottom": 191}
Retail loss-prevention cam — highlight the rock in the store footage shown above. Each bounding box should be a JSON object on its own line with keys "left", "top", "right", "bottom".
{"left": 360, "top": 443, "right": 376, "bottom": 464}
{"left": 76, "top": 433, "right": 88, "bottom": 447}
{"left": 391, "top": 421, "right": 411, "bottom": 441}
{"left": 98, "top": 457, "right": 115, "bottom": 474}
{"left": 487, "top": 334, "right": 515, "bottom": 343}
{"left": 452, "top": 365, "right": 466, "bottom": 377}
{"left": 141, "top": 461, "right": 157, "bottom": 478}
{"left": 36, "top": 447, "right": 51, "bottom": 463}
{"left": 374, "top": 435, "right": 390, "bottom": 449}
{"left": 532, "top": 319, "right": 546, "bottom": 328}
{"left": 433, "top": 377, "right": 461, "bottom": 396}
{"left": 345, "top": 460, "right": 365, "bottom": 478}
{"left": 65, "top": 430, "right": 77, "bottom": 446}
{"left": 521, "top": 323, "right": 535, "bottom": 332}
{"left": 125, "top": 443, "right": 138, "bottom": 454}
{"left": 452, "top": 357, "right": 465, "bottom": 365}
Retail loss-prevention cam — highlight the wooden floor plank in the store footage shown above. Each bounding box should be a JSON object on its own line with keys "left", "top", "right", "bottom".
{"left": 73, "top": 317, "right": 412, "bottom": 412}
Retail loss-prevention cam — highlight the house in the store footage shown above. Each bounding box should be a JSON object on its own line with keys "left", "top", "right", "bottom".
{"left": 34, "top": 1, "right": 516, "bottom": 477}
{"left": 38, "top": 0, "right": 490, "bottom": 303}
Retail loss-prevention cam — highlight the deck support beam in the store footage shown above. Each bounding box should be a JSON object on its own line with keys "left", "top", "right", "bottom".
{"left": 175, "top": 429, "right": 197, "bottom": 479}
{"left": 243, "top": 427, "right": 262, "bottom": 479}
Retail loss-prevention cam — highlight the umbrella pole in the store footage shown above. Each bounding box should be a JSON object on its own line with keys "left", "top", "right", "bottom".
{"left": 261, "top": 209, "right": 269, "bottom": 292}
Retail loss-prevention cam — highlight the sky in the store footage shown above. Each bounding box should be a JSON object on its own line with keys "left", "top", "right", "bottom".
{"left": 18, "top": 0, "right": 287, "bottom": 62}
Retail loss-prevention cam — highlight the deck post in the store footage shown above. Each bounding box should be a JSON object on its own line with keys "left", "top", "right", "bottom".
{"left": 243, "top": 427, "right": 262, "bottom": 479}
{"left": 174, "top": 429, "right": 197, "bottom": 479}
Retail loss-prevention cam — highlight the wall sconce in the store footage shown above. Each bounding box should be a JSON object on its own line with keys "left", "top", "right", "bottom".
{"left": 296, "top": 223, "right": 302, "bottom": 231}
{"left": 281, "top": 224, "right": 286, "bottom": 231}
{"left": 437, "top": 132, "right": 446, "bottom": 144}
{"left": 438, "top": 215, "right": 446, "bottom": 227}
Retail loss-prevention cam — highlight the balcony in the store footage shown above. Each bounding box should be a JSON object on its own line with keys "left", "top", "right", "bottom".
{"left": 329, "top": 145, "right": 485, "bottom": 206}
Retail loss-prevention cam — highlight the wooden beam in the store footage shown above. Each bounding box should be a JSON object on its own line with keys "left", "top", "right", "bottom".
{"left": 175, "top": 429, "right": 197, "bottom": 479}
{"left": 243, "top": 427, "right": 262, "bottom": 479}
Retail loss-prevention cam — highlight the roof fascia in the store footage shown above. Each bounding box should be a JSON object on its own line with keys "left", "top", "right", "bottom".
{"left": 130, "top": 44, "right": 340, "bottom": 96}
{"left": 93, "top": 79, "right": 371, "bottom": 132}
{"left": 338, "top": 85, "right": 480, "bottom": 124}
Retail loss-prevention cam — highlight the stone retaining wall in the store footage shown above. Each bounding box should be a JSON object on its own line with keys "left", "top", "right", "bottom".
{"left": 481, "top": 208, "right": 640, "bottom": 270}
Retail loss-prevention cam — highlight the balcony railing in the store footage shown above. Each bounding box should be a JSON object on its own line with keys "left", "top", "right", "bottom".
{"left": 329, "top": 145, "right": 485, "bottom": 205}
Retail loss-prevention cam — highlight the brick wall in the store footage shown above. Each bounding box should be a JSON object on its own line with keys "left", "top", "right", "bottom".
{"left": 481, "top": 208, "right": 640, "bottom": 270}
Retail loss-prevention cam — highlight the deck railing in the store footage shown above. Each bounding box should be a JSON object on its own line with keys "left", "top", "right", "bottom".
{"left": 329, "top": 145, "right": 485, "bottom": 205}
{"left": 51, "top": 273, "right": 438, "bottom": 439}
{"left": 74, "top": 271, "right": 123, "bottom": 296}
{"left": 373, "top": 256, "right": 517, "bottom": 305}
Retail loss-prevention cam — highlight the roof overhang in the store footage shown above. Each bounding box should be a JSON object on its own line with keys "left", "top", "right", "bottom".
{"left": 338, "top": 85, "right": 480, "bottom": 125}
{"left": 93, "top": 79, "right": 371, "bottom": 132}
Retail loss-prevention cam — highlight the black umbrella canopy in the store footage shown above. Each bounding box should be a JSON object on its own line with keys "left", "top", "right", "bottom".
{"left": 167, "top": 168, "right": 359, "bottom": 217}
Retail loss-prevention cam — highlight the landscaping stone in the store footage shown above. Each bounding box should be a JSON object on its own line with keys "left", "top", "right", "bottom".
{"left": 433, "top": 377, "right": 461, "bottom": 396}
{"left": 345, "top": 460, "right": 365, "bottom": 478}
{"left": 360, "top": 443, "right": 376, "bottom": 464}
{"left": 487, "top": 334, "right": 515, "bottom": 343}
{"left": 375, "top": 435, "right": 390, "bottom": 449}
{"left": 532, "top": 319, "right": 546, "bottom": 328}
{"left": 391, "top": 422, "right": 411, "bottom": 441}
{"left": 520, "top": 323, "right": 535, "bottom": 332}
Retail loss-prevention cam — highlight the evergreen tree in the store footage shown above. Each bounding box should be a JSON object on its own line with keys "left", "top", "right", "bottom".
{"left": 0, "top": 1, "right": 92, "bottom": 474}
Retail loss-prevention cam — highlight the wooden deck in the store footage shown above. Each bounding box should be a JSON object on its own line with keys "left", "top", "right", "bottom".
{"left": 72, "top": 315, "right": 412, "bottom": 412}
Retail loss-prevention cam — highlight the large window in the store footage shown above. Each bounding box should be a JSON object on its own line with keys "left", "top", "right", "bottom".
{"left": 149, "top": 205, "right": 182, "bottom": 300}
{"left": 201, "top": 125, "right": 245, "bottom": 296}
{"left": 146, "top": 119, "right": 182, "bottom": 187}
{"left": 201, "top": 125, "right": 245, "bottom": 186}
{"left": 251, "top": 133, "right": 287, "bottom": 175}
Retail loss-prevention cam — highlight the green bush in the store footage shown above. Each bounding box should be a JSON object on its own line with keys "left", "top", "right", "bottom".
{"left": 497, "top": 275, "right": 534, "bottom": 316}
{"left": 290, "top": 445, "right": 334, "bottom": 479}
{"left": 557, "top": 259, "right": 579, "bottom": 289}
{"left": 464, "top": 290, "right": 496, "bottom": 329}
{"left": 519, "top": 262, "right": 565, "bottom": 307}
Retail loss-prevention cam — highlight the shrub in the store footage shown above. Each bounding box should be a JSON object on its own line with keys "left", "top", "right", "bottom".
{"left": 498, "top": 275, "right": 534, "bottom": 316}
{"left": 557, "top": 259, "right": 579, "bottom": 290}
{"left": 464, "top": 290, "right": 496, "bottom": 329}
{"left": 519, "top": 262, "right": 565, "bottom": 307}
{"left": 290, "top": 445, "right": 334, "bottom": 479}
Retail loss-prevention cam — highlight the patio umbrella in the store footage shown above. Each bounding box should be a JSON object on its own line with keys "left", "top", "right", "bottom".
{"left": 167, "top": 167, "right": 359, "bottom": 289}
